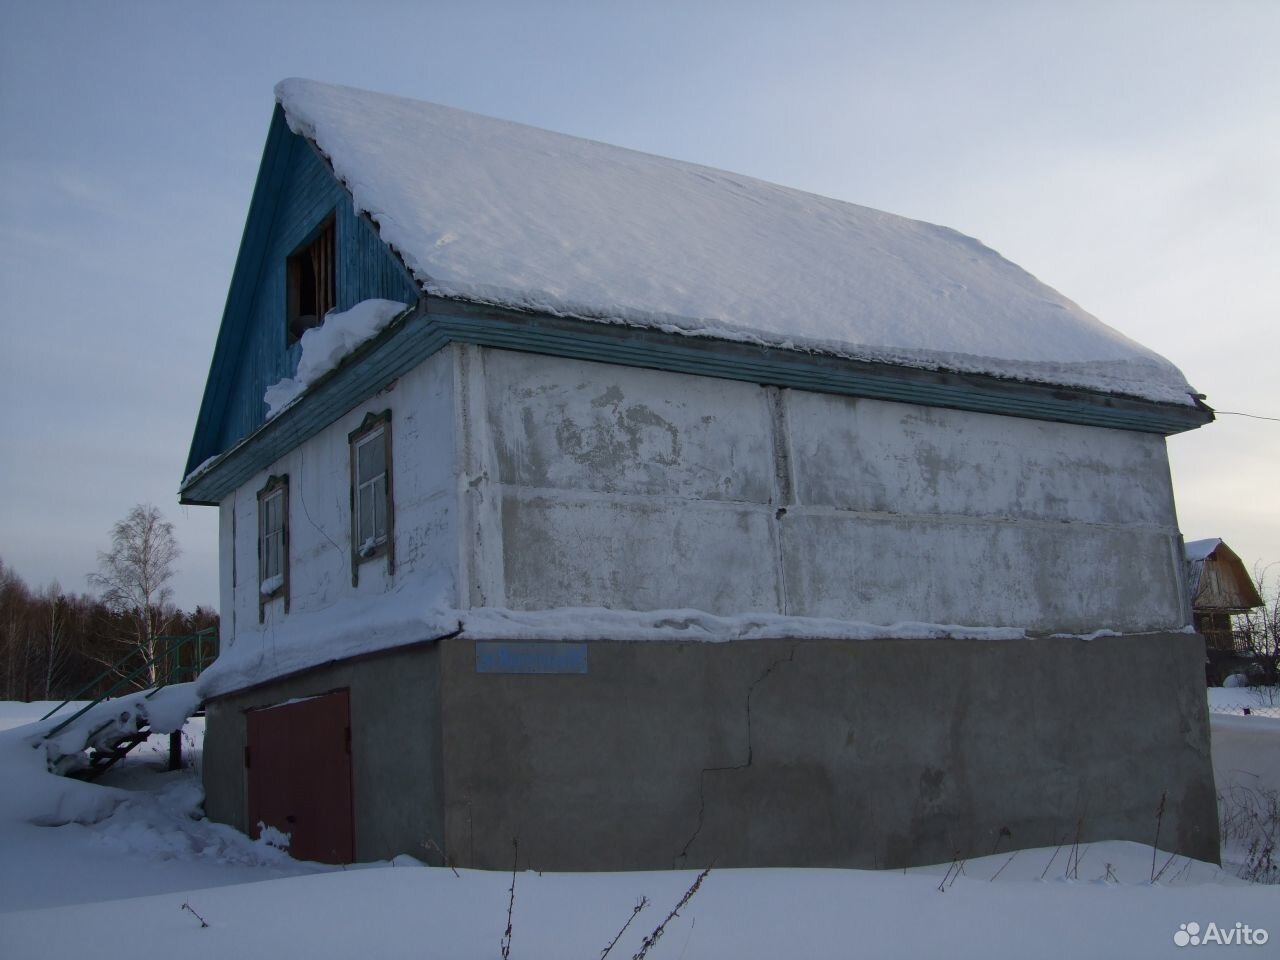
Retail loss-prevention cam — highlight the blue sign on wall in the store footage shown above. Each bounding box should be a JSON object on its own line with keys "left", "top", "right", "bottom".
{"left": 475, "top": 642, "right": 589, "bottom": 675}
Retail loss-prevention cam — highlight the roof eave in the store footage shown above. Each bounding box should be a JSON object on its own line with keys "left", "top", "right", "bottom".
{"left": 179, "top": 295, "right": 1213, "bottom": 506}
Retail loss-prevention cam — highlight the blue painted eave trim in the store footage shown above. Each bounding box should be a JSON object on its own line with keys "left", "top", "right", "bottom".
{"left": 179, "top": 296, "right": 1213, "bottom": 506}
{"left": 181, "top": 301, "right": 437, "bottom": 504}
{"left": 428, "top": 299, "right": 1214, "bottom": 435}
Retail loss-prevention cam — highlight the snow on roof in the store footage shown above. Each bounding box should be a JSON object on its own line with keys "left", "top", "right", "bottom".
{"left": 1185, "top": 538, "right": 1221, "bottom": 600}
{"left": 1184, "top": 538, "right": 1224, "bottom": 563}
{"left": 275, "top": 79, "right": 1199, "bottom": 407}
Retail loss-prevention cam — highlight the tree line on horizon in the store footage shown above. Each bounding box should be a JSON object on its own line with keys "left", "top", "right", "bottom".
{"left": 0, "top": 504, "right": 218, "bottom": 704}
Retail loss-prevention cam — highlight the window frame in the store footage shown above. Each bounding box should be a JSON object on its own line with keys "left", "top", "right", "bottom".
{"left": 256, "top": 474, "right": 290, "bottom": 622}
{"left": 348, "top": 410, "right": 395, "bottom": 586}
{"left": 286, "top": 213, "right": 337, "bottom": 346}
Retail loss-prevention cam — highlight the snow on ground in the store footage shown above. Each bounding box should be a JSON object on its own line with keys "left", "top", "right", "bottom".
{"left": 1207, "top": 691, "right": 1280, "bottom": 885}
{"left": 0, "top": 705, "right": 327, "bottom": 915}
{"left": 0, "top": 698, "right": 1275, "bottom": 959}
{"left": 0, "top": 701, "right": 61, "bottom": 732}
{"left": 1209, "top": 685, "right": 1280, "bottom": 716}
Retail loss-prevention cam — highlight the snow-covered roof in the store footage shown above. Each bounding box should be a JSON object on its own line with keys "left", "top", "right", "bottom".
{"left": 1185, "top": 538, "right": 1223, "bottom": 563}
{"left": 1185, "top": 538, "right": 1221, "bottom": 602}
{"left": 275, "top": 78, "right": 1199, "bottom": 407}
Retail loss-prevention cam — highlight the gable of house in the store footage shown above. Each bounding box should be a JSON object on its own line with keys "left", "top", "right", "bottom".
{"left": 186, "top": 105, "right": 417, "bottom": 477}
{"left": 1186, "top": 538, "right": 1264, "bottom": 612}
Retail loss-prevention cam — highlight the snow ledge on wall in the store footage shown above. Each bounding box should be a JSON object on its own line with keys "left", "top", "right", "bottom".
{"left": 193, "top": 582, "right": 1175, "bottom": 700}
{"left": 264, "top": 299, "right": 410, "bottom": 419}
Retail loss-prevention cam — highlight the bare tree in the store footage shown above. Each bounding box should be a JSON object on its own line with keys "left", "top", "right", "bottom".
{"left": 1234, "top": 562, "right": 1279, "bottom": 692}
{"left": 0, "top": 558, "right": 35, "bottom": 700}
{"left": 88, "top": 504, "right": 181, "bottom": 686}
{"left": 40, "top": 582, "right": 71, "bottom": 700}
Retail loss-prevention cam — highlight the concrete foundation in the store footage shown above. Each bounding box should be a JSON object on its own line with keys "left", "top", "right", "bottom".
{"left": 203, "top": 630, "right": 1219, "bottom": 870}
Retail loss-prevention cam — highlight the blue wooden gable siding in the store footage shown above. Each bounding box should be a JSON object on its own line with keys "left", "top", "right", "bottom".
{"left": 188, "top": 107, "right": 419, "bottom": 474}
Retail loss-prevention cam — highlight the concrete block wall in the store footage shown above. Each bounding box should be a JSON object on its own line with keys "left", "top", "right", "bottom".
{"left": 464, "top": 346, "right": 1188, "bottom": 633}
{"left": 438, "top": 632, "right": 1219, "bottom": 871}
{"left": 212, "top": 343, "right": 1189, "bottom": 649}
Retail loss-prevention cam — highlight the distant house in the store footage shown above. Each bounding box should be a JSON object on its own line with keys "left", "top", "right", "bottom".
{"left": 1185, "top": 538, "right": 1265, "bottom": 683}
{"left": 181, "top": 79, "right": 1220, "bottom": 869}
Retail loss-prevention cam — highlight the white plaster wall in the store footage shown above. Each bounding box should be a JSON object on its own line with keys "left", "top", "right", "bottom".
{"left": 781, "top": 392, "right": 1185, "bottom": 631}
{"left": 469, "top": 346, "right": 782, "bottom": 614}
{"left": 218, "top": 349, "right": 457, "bottom": 652}
{"left": 466, "top": 347, "right": 1187, "bottom": 633}
{"left": 785, "top": 392, "right": 1178, "bottom": 525}
{"left": 217, "top": 495, "right": 236, "bottom": 652}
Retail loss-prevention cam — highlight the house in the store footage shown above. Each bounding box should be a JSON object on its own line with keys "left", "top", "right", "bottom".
{"left": 1185, "top": 538, "right": 1266, "bottom": 684}
{"left": 181, "top": 79, "right": 1220, "bottom": 869}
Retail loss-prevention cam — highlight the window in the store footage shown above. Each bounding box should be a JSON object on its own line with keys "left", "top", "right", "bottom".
{"left": 349, "top": 411, "right": 394, "bottom": 584}
{"left": 257, "top": 475, "right": 289, "bottom": 620}
{"left": 287, "top": 215, "right": 336, "bottom": 344}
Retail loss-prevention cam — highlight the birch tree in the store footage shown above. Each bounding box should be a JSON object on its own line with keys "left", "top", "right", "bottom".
{"left": 88, "top": 504, "right": 181, "bottom": 686}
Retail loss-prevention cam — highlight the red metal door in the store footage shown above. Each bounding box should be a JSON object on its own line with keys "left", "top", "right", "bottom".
{"left": 246, "top": 689, "right": 354, "bottom": 864}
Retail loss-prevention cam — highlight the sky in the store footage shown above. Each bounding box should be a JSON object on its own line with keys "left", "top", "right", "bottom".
{"left": 1, "top": 0, "right": 1277, "bottom": 611}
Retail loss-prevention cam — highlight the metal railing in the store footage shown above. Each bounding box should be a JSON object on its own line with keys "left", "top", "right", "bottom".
{"left": 38, "top": 627, "right": 218, "bottom": 738}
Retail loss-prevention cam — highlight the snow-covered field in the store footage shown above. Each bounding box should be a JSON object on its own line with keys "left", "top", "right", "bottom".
{"left": 1209, "top": 685, "right": 1280, "bottom": 717}
{"left": 0, "top": 698, "right": 1276, "bottom": 958}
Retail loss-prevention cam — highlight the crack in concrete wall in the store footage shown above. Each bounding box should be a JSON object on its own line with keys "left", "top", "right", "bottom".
{"left": 676, "top": 643, "right": 797, "bottom": 866}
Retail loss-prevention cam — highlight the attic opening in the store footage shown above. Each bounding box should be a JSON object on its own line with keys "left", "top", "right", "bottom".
{"left": 287, "top": 215, "right": 336, "bottom": 344}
